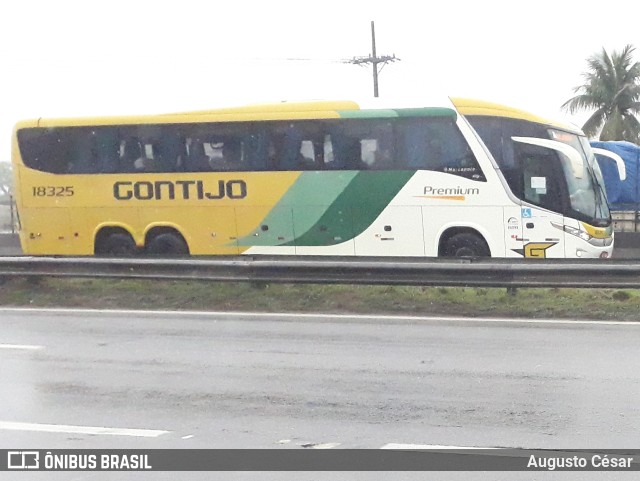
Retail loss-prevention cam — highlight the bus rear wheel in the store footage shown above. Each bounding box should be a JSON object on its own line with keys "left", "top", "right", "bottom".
{"left": 95, "top": 233, "right": 137, "bottom": 257}
{"left": 146, "top": 233, "right": 189, "bottom": 256}
{"left": 443, "top": 232, "right": 490, "bottom": 257}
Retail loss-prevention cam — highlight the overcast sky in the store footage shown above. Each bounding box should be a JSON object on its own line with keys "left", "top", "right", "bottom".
{"left": 1, "top": 0, "right": 637, "bottom": 161}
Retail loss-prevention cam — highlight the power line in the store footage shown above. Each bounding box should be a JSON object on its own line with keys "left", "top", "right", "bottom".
{"left": 346, "top": 21, "right": 400, "bottom": 97}
{"left": 237, "top": 57, "right": 348, "bottom": 64}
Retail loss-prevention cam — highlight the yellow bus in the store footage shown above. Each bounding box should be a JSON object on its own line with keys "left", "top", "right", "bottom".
{"left": 12, "top": 98, "right": 604, "bottom": 258}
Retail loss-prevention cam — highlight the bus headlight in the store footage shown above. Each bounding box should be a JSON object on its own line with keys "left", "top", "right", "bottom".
{"left": 564, "top": 225, "right": 592, "bottom": 241}
{"left": 563, "top": 225, "right": 610, "bottom": 246}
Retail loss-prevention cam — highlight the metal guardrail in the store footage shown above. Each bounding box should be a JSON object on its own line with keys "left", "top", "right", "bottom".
{"left": 2, "top": 255, "right": 640, "bottom": 288}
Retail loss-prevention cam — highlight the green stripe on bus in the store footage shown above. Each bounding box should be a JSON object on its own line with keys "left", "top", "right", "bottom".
{"left": 337, "top": 109, "right": 399, "bottom": 119}
{"left": 337, "top": 108, "right": 456, "bottom": 120}
{"left": 284, "top": 170, "right": 415, "bottom": 246}
{"left": 236, "top": 171, "right": 358, "bottom": 246}
{"left": 394, "top": 108, "right": 457, "bottom": 118}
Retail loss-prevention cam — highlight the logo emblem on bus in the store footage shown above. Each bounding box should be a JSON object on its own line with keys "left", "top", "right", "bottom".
{"left": 416, "top": 186, "right": 480, "bottom": 202}
{"left": 512, "top": 242, "right": 557, "bottom": 258}
{"left": 112, "top": 180, "right": 247, "bottom": 201}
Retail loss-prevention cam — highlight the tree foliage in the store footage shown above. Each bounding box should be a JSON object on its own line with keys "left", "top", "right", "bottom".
{"left": 562, "top": 44, "right": 640, "bottom": 142}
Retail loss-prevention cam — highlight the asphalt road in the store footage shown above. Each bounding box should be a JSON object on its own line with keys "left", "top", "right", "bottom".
{"left": 2, "top": 308, "right": 640, "bottom": 480}
{"left": 2, "top": 308, "right": 640, "bottom": 447}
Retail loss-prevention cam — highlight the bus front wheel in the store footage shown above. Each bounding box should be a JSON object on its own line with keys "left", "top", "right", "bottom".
{"left": 146, "top": 233, "right": 189, "bottom": 256}
{"left": 95, "top": 233, "right": 137, "bottom": 257}
{"left": 442, "top": 232, "right": 490, "bottom": 257}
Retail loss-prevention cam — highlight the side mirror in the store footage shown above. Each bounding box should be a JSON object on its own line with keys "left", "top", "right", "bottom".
{"left": 592, "top": 147, "right": 627, "bottom": 181}
{"left": 511, "top": 136, "right": 584, "bottom": 179}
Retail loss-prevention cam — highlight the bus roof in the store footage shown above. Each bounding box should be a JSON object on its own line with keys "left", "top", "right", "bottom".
{"left": 170, "top": 97, "right": 456, "bottom": 115}
{"left": 168, "top": 100, "right": 362, "bottom": 116}
{"left": 451, "top": 97, "right": 583, "bottom": 135}
{"left": 15, "top": 98, "right": 459, "bottom": 129}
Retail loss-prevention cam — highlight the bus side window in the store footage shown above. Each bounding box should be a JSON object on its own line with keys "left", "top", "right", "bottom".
{"left": 185, "top": 139, "right": 212, "bottom": 172}
{"left": 278, "top": 125, "right": 303, "bottom": 170}
{"left": 52, "top": 130, "right": 75, "bottom": 174}
{"left": 119, "top": 138, "right": 143, "bottom": 173}
{"left": 367, "top": 136, "right": 393, "bottom": 170}
{"left": 328, "top": 128, "right": 362, "bottom": 170}
{"left": 502, "top": 167, "right": 524, "bottom": 198}
{"left": 399, "top": 120, "right": 462, "bottom": 171}
{"left": 398, "top": 121, "right": 430, "bottom": 169}
{"left": 71, "top": 128, "right": 118, "bottom": 174}
{"left": 305, "top": 140, "right": 321, "bottom": 169}
{"left": 471, "top": 118, "right": 520, "bottom": 193}
{"left": 428, "top": 124, "right": 455, "bottom": 168}
{"left": 68, "top": 131, "right": 96, "bottom": 174}
{"left": 244, "top": 132, "right": 269, "bottom": 171}
{"left": 518, "top": 145, "right": 562, "bottom": 211}
{"left": 269, "top": 122, "right": 326, "bottom": 171}
{"left": 467, "top": 117, "right": 505, "bottom": 165}
{"left": 398, "top": 118, "right": 485, "bottom": 180}
{"left": 154, "top": 135, "right": 185, "bottom": 173}
{"left": 208, "top": 139, "right": 244, "bottom": 171}
{"left": 85, "top": 128, "right": 120, "bottom": 174}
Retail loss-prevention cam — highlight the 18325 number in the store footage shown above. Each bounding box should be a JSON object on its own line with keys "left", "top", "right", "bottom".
{"left": 32, "top": 186, "right": 74, "bottom": 197}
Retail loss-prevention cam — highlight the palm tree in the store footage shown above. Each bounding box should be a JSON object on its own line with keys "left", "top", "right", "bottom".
{"left": 562, "top": 44, "right": 640, "bottom": 142}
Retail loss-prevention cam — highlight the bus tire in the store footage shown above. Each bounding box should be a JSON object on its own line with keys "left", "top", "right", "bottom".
{"left": 146, "top": 233, "right": 189, "bottom": 256}
{"left": 95, "top": 233, "right": 137, "bottom": 257}
{"left": 443, "top": 232, "right": 490, "bottom": 257}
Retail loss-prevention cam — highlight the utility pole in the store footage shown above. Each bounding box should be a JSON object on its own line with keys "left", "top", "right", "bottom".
{"left": 347, "top": 21, "right": 399, "bottom": 97}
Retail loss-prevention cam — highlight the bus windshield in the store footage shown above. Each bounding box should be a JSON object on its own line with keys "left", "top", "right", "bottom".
{"left": 548, "top": 129, "right": 610, "bottom": 226}
{"left": 465, "top": 114, "right": 611, "bottom": 227}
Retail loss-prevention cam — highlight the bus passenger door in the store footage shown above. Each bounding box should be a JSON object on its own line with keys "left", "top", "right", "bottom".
{"left": 353, "top": 206, "right": 425, "bottom": 256}
{"left": 513, "top": 137, "right": 592, "bottom": 258}
{"left": 518, "top": 145, "right": 565, "bottom": 258}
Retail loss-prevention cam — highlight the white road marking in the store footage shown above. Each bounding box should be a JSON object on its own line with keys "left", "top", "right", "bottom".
{"left": 382, "top": 443, "right": 501, "bottom": 450}
{"left": 1, "top": 306, "right": 639, "bottom": 327}
{"left": 300, "top": 442, "right": 341, "bottom": 449}
{"left": 0, "top": 344, "right": 44, "bottom": 351}
{"left": 181, "top": 435, "right": 194, "bottom": 440}
{"left": 0, "top": 421, "right": 168, "bottom": 438}
{"left": 311, "top": 443, "right": 341, "bottom": 449}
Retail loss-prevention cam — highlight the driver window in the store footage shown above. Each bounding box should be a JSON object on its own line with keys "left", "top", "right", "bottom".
{"left": 518, "top": 144, "right": 563, "bottom": 211}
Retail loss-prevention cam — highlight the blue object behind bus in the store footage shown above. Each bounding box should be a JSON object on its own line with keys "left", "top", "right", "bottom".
{"left": 591, "top": 141, "right": 640, "bottom": 210}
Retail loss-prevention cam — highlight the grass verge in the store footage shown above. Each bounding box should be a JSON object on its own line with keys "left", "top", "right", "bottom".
{"left": 0, "top": 277, "right": 639, "bottom": 321}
